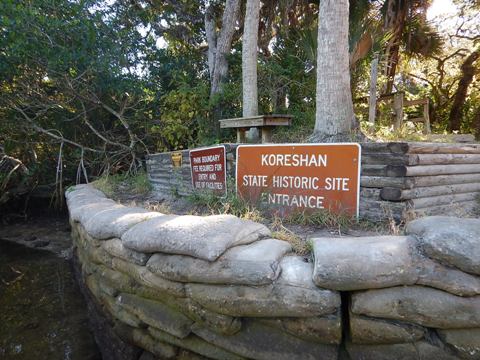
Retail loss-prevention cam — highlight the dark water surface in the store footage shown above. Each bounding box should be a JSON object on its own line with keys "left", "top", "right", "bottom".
{"left": 0, "top": 231, "right": 100, "bottom": 359}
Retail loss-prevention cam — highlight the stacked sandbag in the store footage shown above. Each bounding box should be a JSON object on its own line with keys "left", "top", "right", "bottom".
{"left": 67, "top": 185, "right": 342, "bottom": 360}
{"left": 311, "top": 216, "right": 480, "bottom": 360}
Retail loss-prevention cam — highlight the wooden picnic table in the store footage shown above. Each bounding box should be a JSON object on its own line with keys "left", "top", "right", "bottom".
{"left": 219, "top": 114, "right": 293, "bottom": 143}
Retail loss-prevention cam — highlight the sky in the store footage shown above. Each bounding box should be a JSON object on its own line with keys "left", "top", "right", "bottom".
{"left": 427, "top": 0, "right": 458, "bottom": 20}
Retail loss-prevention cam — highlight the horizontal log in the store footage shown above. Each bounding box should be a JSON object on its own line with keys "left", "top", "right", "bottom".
{"left": 359, "top": 199, "right": 406, "bottom": 213}
{"left": 361, "top": 165, "right": 388, "bottom": 177}
{"left": 414, "top": 154, "right": 480, "bottom": 165}
{"left": 360, "top": 188, "right": 381, "bottom": 200}
{"left": 406, "top": 142, "right": 480, "bottom": 154}
{"left": 360, "top": 176, "right": 413, "bottom": 189}
{"left": 410, "top": 173, "right": 480, "bottom": 188}
{"left": 380, "top": 182, "right": 480, "bottom": 201}
{"left": 386, "top": 164, "right": 480, "bottom": 177}
{"left": 407, "top": 192, "right": 480, "bottom": 209}
{"left": 362, "top": 154, "right": 410, "bottom": 166}
{"left": 359, "top": 201, "right": 405, "bottom": 221}
{"left": 412, "top": 200, "right": 478, "bottom": 217}
{"left": 360, "top": 142, "right": 409, "bottom": 155}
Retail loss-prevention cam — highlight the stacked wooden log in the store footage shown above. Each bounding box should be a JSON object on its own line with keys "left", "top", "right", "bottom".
{"left": 360, "top": 142, "right": 480, "bottom": 220}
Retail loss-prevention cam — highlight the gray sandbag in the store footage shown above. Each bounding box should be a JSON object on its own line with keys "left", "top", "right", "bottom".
{"left": 73, "top": 222, "right": 102, "bottom": 247}
{"left": 110, "top": 257, "right": 186, "bottom": 298}
{"left": 312, "top": 236, "right": 418, "bottom": 290}
{"left": 437, "top": 328, "right": 480, "bottom": 360}
{"left": 349, "top": 313, "right": 425, "bottom": 344}
{"left": 346, "top": 340, "right": 458, "bottom": 360}
{"left": 116, "top": 293, "right": 193, "bottom": 338}
{"left": 258, "top": 313, "right": 342, "bottom": 345}
{"left": 122, "top": 214, "right": 271, "bottom": 261}
{"left": 417, "top": 257, "right": 480, "bottom": 297}
{"left": 192, "top": 320, "right": 338, "bottom": 360}
{"left": 146, "top": 239, "right": 291, "bottom": 285}
{"left": 351, "top": 286, "right": 480, "bottom": 329}
{"left": 173, "top": 298, "right": 242, "bottom": 336}
{"left": 84, "top": 207, "right": 164, "bottom": 240}
{"left": 70, "top": 199, "right": 123, "bottom": 225}
{"left": 103, "top": 238, "right": 150, "bottom": 265}
{"left": 407, "top": 216, "right": 480, "bottom": 275}
{"left": 148, "top": 327, "right": 244, "bottom": 360}
{"left": 186, "top": 256, "right": 340, "bottom": 317}
{"left": 66, "top": 184, "right": 106, "bottom": 200}
{"left": 86, "top": 274, "right": 142, "bottom": 328}
{"left": 113, "top": 322, "right": 178, "bottom": 359}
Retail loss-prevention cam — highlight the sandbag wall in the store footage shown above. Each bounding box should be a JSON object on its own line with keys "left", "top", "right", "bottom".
{"left": 67, "top": 185, "right": 480, "bottom": 360}
{"left": 146, "top": 142, "right": 480, "bottom": 221}
{"left": 67, "top": 185, "right": 342, "bottom": 360}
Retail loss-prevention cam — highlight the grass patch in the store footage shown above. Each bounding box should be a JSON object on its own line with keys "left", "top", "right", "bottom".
{"left": 285, "top": 209, "right": 357, "bottom": 232}
{"left": 186, "top": 179, "right": 263, "bottom": 221}
{"left": 92, "top": 171, "right": 152, "bottom": 197}
{"left": 271, "top": 217, "right": 312, "bottom": 255}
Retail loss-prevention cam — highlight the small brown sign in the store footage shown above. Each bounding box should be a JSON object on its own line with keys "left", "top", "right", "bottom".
{"left": 190, "top": 145, "right": 227, "bottom": 195}
{"left": 236, "top": 144, "right": 361, "bottom": 217}
{"left": 171, "top": 152, "right": 183, "bottom": 168}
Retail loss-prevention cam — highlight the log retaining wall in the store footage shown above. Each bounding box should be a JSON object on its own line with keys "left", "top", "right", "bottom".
{"left": 146, "top": 142, "right": 480, "bottom": 221}
{"left": 67, "top": 185, "right": 480, "bottom": 359}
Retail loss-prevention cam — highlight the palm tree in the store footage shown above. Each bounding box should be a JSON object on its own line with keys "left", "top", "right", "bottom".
{"left": 243, "top": 0, "right": 261, "bottom": 141}
{"left": 313, "top": 0, "right": 355, "bottom": 142}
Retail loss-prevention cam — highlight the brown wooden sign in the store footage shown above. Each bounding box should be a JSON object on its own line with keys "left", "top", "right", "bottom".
{"left": 190, "top": 145, "right": 227, "bottom": 195}
{"left": 236, "top": 144, "right": 361, "bottom": 217}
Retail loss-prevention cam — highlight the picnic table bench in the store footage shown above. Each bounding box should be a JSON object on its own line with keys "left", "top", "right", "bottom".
{"left": 219, "top": 114, "right": 293, "bottom": 143}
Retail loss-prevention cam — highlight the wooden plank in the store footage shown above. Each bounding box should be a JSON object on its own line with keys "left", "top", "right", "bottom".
{"left": 360, "top": 176, "right": 413, "bottom": 189}
{"left": 407, "top": 192, "right": 480, "bottom": 209}
{"left": 368, "top": 56, "right": 378, "bottom": 125}
{"left": 393, "top": 93, "right": 404, "bottom": 130}
{"left": 380, "top": 182, "right": 480, "bottom": 201}
{"left": 415, "top": 154, "right": 480, "bottom": 165}
{"left": 220, "top": 117, "right": 264, "bottom": 128}
{"left": 405, "top": 143, "right": 480, "bottom": 154}
{"left": 219, "top": 115, "right": 292, "bottom": 129}
{"left": 386, "top": 164, "right": 480, "bottom": 177}
{"left": 423, "top": 100, "right": 431, "bottom": 134}
{"left": 404, "top": 99, "right": 428, "bottom": 106}
{"left": 410, "top": 173, "right": 480, "bottom": 188}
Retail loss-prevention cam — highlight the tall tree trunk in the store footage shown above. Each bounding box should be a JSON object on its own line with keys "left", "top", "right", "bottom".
{"left": 205, "top": 5, "right": 217, "bottom": 83}
{"left": 313, "top": 0, "right": 354, "bottom": 142}
{"left": 448, "top": 48, "right": 480, "bottom": 132}
{"left": 208, "top": 0, "right": 241, "bottom": 99}
{"left": 243, "top": 0, "right": 260, "bottom": 142}
{"left": 382, "top": 0, "right": 408, "bottom": 95}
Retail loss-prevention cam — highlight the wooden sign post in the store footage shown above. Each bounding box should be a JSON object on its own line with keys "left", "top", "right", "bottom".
{"left": 236, "top": 144, "right": 361, "bottom": 217}
{"left": 190, "top": 145, "right": 227, "bottom": 196}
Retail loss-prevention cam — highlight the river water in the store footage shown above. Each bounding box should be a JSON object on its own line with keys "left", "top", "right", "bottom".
{"left": 0, "top": 217, "right": 101, "bottom": 359}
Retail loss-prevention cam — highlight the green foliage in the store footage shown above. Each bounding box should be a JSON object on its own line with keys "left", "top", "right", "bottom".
{"left": 92, "top": 170, "right": 152, "bottom": 197}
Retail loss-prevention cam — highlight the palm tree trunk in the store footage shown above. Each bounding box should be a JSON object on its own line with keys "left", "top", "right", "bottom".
{"left": 313, "top": 0, "right": 354, "bottom": 142}
{"left": 243, "top": 0, "right": 260, "bottom": 142}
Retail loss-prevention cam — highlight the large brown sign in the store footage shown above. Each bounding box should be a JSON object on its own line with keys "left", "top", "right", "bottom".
{"left": 190, "top": 145, "right": 227, "bottom": 195}
{"left": 236, "top": 144, "right": 361, "bottom": 217}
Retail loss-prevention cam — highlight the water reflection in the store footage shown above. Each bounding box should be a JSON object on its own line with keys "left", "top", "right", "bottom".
{"left": 0, "top": 238, "right": 100, "bottom": 359}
